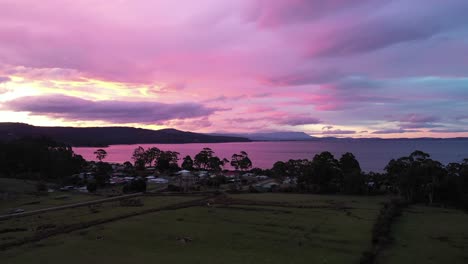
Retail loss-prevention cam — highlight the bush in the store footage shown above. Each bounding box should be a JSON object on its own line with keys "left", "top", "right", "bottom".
{"left": 123, "top": 178, "right": 147, "bottom": 193}
{"left": 461, "top": 194, "right": 468, "bottom": 212}
{"left": 371, "top": 199, "right": 406, "bottom": 245}
{"left": 278, "top": 186, "right": 297, "bottom": 193}
{"left": 36, "top": 182, "right": 48, "bottom": 193}
{"left": 359, "top": 198, "right": 407, "bottom": 264}
{"left": 167, "top": 184, "right": 182, "bottom": 192}
{"left": 248, "top": 185, "right": 259, "bottom": 193}
{"left": 86, "top": 181, "right": 97, "bottom": 193}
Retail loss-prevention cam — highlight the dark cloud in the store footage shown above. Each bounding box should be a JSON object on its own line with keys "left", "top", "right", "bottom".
{"left": 3, "top": 94, "right": 218, "bottom": 124}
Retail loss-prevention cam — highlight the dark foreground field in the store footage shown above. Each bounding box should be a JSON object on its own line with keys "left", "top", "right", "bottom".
{"left": 382, "top": 205, "right": 468, "bottom": 264}
{"left": 1, "top": 192, "right": 467, "bottom": 264}
{"left": 1, "top": 193, "right": 386, "bottom": 264}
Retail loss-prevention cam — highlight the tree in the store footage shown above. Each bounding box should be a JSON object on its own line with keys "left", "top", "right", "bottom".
{"left": 385, "top": 150, "right": 445, "bottom": 204}
{"left": 459, "top": 159, "right": 468, "bottom": 209}
{"left": 272, "top": 161, "right": 287, "bottom": 179}
{"left": 311, "top": 152, "right": 342, "bottom": 193}
{"left": 194, "top": 148, "right": 215, "bottom": 170}
{"left": 95, "top": 162, "right": 112, "bottom": 187}
{"left": 340, "top": 153, "right": 364, "bottom": 194}
{"left": 181, "top": 155, "right": 194, "bottom": 170}
{"left": 340, "top": 152, "right": 361, "bottom": 173}
{"left": 144, "top": 147, "right": 161, "bottom": 167}
{"left": 93, "top": 149, "right": 107, "bottom": 162}
{"left": 131, "top": 146, "right": 146, "bottom": 170}
{"left": 385, "top": 156, "right": 416, "bottom": 202}
{"left": 157, "top": 151, "right": 180, "bottom": 172}
{"left": 123, "top": 161, "right": 134, "bottom": 172}
{"left": 0, "top": 137, "right": 85, "bottom": 181}
{"left": 208, "top": 156, "right": 225, "bottom": 172}
{"left": 231, "top": 151, "right": 253, "bottom": 171}
{"left": 295, "top": 152, "right": 342, "bottom": 193}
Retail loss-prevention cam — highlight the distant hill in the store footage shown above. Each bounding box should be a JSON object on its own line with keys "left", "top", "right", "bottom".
{"left": 0, "top": 123, "right": 250, "bottom": 146}
{"left": 212, "top": 132, "right": 317, "bottom": 141}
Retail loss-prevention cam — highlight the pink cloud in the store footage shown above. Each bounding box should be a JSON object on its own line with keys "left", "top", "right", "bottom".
{"left": 0, "top": 0, "right": 467, "bottom": 137}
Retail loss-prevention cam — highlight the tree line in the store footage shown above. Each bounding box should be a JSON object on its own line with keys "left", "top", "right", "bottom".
{"left": 1, "top": 138, "right": 467, "bottom": 208}
{"left": 265, "top": 150, "right": 468, "bottom": 208}
{"left": 110, "top": 146, "right": 252, "bottom": 173}
{"left": 0, "top": 137, "right": 86, "bottom": 182}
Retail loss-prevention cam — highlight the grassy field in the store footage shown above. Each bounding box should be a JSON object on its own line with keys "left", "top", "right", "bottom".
{"left": 0, "top": 193, "right": 387, "bottom": 264}
{"left": 234, "top": 193, "right": 389, "bottom": 208}
{"left": 0, "top": 178, "right": 37, "bottom": 194}
{"left": 0, "top": 195, "right": 200, "bottom": 242}
{"left": 3, "top": 192, "right": 467, "bottom": 264}
{"left": 0, "top": 178, "right": 98, "bottom": 213}
{"left": 381, "top": 205, "right": 468, "bottom": 264}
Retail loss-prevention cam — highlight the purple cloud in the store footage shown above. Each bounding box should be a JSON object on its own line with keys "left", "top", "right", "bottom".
{"left": 248, "top": 0, "right": 375, "bottom": 28}
{"left": 260, "top": 68, "right": 342, "bottom": 86}
{"left": 429, "top": 128, "right": 468, "bottom": 133}
{"left": 0, "top": 1, "right": 467, "bottom": 137}
{"left": 322, "top": 129, "right": 356, "bottom": 135}
{"left": 392, "top": 114, "right": 441, "bottom": 129}
{"left": 308, "top": 1, "right": 468, "bottom": 57}
{"left": 278, "top": 116, "right": 322, "bottom": 126}
{"left": 3, "top": 94, "right": 218, "bottom": 124}
{"left": 398, "top": 114, "right": 439, "bottom": 124}
{"left": 372, "top": 129, "right": 421, "bottom": 134}
{"left": 0, "top": 76, "right": 10, "bottom": 83}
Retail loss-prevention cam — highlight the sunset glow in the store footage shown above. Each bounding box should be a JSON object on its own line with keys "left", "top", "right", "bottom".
{"left": 1, "top": 0, "right": 467, "bottom": 138}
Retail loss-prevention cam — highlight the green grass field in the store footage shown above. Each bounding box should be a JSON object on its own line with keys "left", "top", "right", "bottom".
{"left": 0, "top": 194, "right": 386, "bottom": 264}
{"left": 381, "top": 205, "right": 468, "bottom": 264}
{"left": 2, "top": 193, "right": 467, "bottom": 264}
{"left": 0, "top": 178, "right": 98, "bottom": 213}
{"left": 0, "top": 195, "right": 199, "bottom": 242}
{"left": 234, "top": 193, "right": 389, "bottom": 208}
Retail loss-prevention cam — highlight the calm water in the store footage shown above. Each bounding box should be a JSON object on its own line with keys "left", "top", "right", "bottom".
{"left": 73, "top": 140, "right": 468, "bottom": 172}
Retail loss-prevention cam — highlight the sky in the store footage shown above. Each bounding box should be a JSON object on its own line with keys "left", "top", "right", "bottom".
{"left": 0, "top": 0, "right": 467, "bottom": 138}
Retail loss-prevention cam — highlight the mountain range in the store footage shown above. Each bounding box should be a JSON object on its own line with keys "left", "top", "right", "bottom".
{"left": 211, "top": 132, "right": 317, "bottom": 141}
{"left": 1, "top": 123, "right": 466, "bottom": 147}
{"left": 0, "top": 123, "right": 250, "bottom": 146}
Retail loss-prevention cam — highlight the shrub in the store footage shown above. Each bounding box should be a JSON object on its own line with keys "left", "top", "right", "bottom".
{"left": 36, "top": 182, "right": 48, "bottom": 193}
{"left": 86, "top": 181, "right": 97, "bottom": 193}
{"left": 123, "top": 178, "right": 147, "bottom": 193}
{"left": 167, "top": 184, "right": 182, "bottom": 192}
